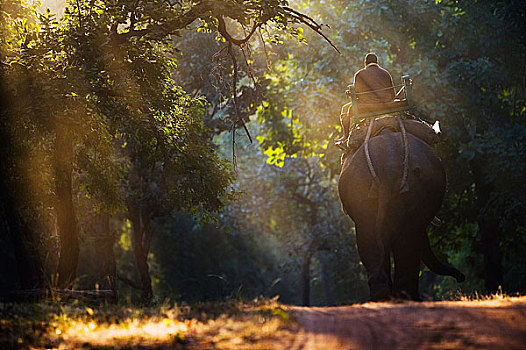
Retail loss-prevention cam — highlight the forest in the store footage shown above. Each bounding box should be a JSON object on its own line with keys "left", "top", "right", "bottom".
{"left": 0, "top": 0, "right": 525, "bottom": 343}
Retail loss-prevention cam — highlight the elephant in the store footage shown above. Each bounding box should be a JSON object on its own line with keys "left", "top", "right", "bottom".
{"left": 338, "top": 126, "right": 465, "bottom": 301}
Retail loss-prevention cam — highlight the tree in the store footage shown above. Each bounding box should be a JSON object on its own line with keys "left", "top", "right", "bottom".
{"left": 1, "top": 0, "right": 340, "bottom": 302}
{"left": 0, "top": 0, "right": 52, "bottom": 290}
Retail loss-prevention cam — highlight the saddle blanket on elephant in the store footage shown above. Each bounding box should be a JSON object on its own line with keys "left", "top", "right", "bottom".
{"left": 346, "top": 116, "right": 439, "bottom": 155}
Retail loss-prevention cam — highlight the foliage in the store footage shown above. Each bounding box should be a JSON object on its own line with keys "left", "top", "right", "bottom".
{"left": 212, "top": 125, "right": 369, "bottom": 305}
{"left": 0, "top": 298, "right": 291, "bottom": 349}
{"left": 1, "top": 0, "right": 525, "bottom": 305}
{"left": 253, "top": 0, "right": 526, "bottom": 296}
{"left": 0, "top": 0, "right": 245, "bottom": 292}
{"left": 1, "top": 0, "right": 354, "bottom": 302}
{"left": 151, "top": 212, "right": 285, "bottom": 302}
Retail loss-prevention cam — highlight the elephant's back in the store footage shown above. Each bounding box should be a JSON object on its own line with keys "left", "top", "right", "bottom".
{"left": 338, "top": 131, "right": 445, "bottom": 216}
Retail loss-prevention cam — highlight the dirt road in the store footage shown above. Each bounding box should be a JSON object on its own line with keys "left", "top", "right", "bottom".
{"left": 5, "top": 296, "right": 525, "bottom": 349}
{"left": 285, "top": 297, "right": 526, "bottom": 350}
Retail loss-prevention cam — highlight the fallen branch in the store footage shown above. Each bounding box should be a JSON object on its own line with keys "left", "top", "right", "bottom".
{"left": 0, "top": 289, "right": 116, "bottom": 303}
{"left": 116, "top": 273, "right": 143, "bottom": 290}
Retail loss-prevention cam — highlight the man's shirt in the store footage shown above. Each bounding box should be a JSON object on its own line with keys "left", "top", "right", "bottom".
{"left": 353, "top": 63, "right": 396, "bottom": 105}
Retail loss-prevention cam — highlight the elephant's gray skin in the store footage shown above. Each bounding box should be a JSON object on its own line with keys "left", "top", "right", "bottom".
{"left": 338, "top": 129, "right": 465, "bottom": 301}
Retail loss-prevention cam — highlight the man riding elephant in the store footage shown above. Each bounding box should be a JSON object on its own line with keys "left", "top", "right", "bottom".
{"left": 336, "top": 53, "right": 399, "bottom": 143}
{"left": 336, "top": 54, "right": 465, "bottom": 301}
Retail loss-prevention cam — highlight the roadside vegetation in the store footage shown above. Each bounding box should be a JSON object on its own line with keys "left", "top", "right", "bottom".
{"left": 0, "top": 297, "right": 293, "bottom": 349}
{"left": 3, "top": 293, "right": 525, "bottom": 349}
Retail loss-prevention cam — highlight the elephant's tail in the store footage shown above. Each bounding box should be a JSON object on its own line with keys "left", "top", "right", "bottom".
{"left": 422, "top": 233, "right": 465, "bottom": 282}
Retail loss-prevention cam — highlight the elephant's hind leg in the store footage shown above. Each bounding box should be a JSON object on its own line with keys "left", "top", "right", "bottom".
{"left": 393, "top": 234, "right": 424, "bottom": 300}
{"left": 355, "top": 221, "right": 391, "bottom": 301}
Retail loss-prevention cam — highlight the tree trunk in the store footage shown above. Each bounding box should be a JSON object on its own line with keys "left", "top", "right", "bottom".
{"left": 55, "top": 127, "right": 79, "bottom": 288}
{"left": 320, "top": 252, "right": 335, "bottom": 306}
{"left": 471, "top": 159, "right": 503, "bottom": 293}
{"left": 301, "top": 250, "right": 313, "bottom": 306}
{"left": 1, "top": 197, "right": 43, "bottom": 289}
{"left": 10, "top": 211, "right": 44, "bottom": 289}
{"left": 0, "top": 170, "right": 43, "bottom": 289}
{"left": 95, "top": 213, "right": 117, "bottom": 301}
{"left": 0, "top": 69, "right": 44, "bottom": 290}
{"left": 478, "top": 216, "right": 503, "bottom": 293}
{"left": 129, "top": 205, "right": 153, "bottom": 304}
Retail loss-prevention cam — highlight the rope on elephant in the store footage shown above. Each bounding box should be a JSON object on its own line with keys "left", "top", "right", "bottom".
{"left": 397, "top": 115, "right": 410, "bottom": 193}
{"left": 364, "top": 119, "right": 380, "bottom": 195}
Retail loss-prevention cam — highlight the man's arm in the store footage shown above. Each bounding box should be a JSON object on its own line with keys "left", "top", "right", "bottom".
{"left": 353, "top": 70, "right": 361, "bottom": 93}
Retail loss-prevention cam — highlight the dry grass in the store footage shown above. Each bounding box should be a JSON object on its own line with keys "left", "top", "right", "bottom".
{"left": 2, "top": 293, "right": 524, "bottom": 349}
{"left": 0, "top": 297, "right": 294, "bottom": 349}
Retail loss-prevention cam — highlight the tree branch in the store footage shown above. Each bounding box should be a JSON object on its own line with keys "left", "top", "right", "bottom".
{"left": 113, "top": 1, "right": 340, "bottom": 58}
{"left": 227, "top": 43, "right": 253, "bottom": 144}
{"left": 283, "top": 6, "right": 321, "bottom": 29}
{"left": 116, "top": 0, "right": 247, "bottom": 41}
{"left": 129, "top": 0, "right": 139, "bottom": 32}
{"left": 217, "top": 16, "right": 262, "bottom": 46}
{"left": 283, "top": 7, "right": 341, "bottom": 54}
